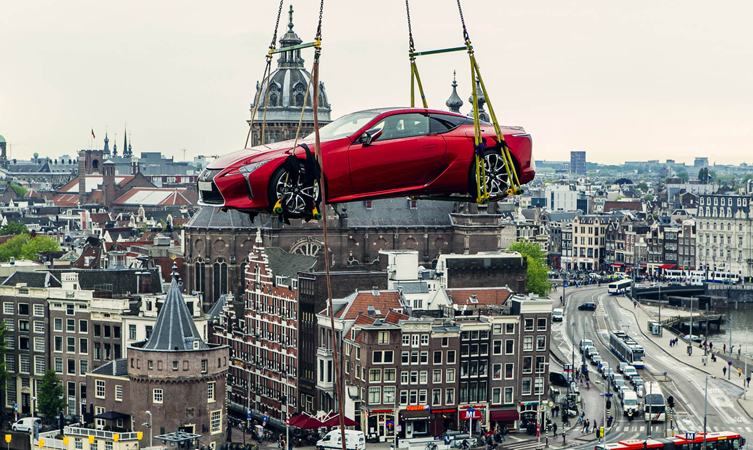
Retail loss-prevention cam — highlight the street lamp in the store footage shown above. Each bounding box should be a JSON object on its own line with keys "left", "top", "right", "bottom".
{"left": 703, "top": 375, "right": 716, "bottom": 450}
{"left": 600, "top": 393, "right": 613, "bottom": 443}
{"left": 145, "top": 411, "right": 153, "bottom": 447}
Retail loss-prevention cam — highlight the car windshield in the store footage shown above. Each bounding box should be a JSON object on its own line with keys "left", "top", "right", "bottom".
{"left": 311, "top": 110, "right": 382, "bottom": 141}
{"left": 624, "top": 399, "right": 638, "bottom": 406}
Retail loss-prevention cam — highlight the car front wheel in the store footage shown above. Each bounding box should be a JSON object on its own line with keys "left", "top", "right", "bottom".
{"left": 469, "top": 149, "right": 516, "bottom": 199}
{"left": 268, "top": 161, "right": 321, "bottom": 216}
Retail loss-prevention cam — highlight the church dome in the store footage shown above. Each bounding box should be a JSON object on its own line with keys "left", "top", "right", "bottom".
{"left": 250, "top": 6, "right": 331, "bottom": 124}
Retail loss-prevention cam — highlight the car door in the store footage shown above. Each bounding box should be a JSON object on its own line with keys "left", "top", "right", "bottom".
{"left": 348, "top": 112, "right": 446, "bottom": 194}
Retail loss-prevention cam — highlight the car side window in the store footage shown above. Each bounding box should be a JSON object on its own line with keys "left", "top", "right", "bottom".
{"left": 429, "top": 113, "right": 467, "bottom": 133}
{"left": 374, "top": 113, "right": 429, "bottom": 141}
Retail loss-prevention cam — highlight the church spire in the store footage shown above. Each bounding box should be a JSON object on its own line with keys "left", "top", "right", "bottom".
{"left": 288, "top": 4, "right": 294, "bottom": 31}
{"left": 467, "top": 77, "right": 489, "bottom": 122}
{"left": 103, "top": 132, "right": 110, "bottom": 155}
{"left": 446, "top": 70, "right": 463, "bottom": 114}
{"left": 123, "top": 125, "right": 129, "bottom": 157}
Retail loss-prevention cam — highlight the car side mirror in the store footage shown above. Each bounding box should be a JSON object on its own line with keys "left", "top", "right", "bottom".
{"left": 360, "top": 128, "right": 383, "bottom": 146}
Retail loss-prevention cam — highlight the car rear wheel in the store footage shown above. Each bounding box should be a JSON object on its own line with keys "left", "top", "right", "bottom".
{"left": 268, "top": 161, "right": 321, "bottom": 216}
{"left": 469, "top": 149, "right": 517, "bottom": 199}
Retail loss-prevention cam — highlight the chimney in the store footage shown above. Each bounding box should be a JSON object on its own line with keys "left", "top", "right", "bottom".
{"left": 367, "top": 306, "right": 375, "bottom": 318}
{"left": 112, "top": 360, "right": 116, "bottom": 376}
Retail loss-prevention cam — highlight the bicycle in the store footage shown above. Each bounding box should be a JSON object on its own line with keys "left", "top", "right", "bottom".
{"left": 426, "top": 443, "right": 438, "bottom": 450}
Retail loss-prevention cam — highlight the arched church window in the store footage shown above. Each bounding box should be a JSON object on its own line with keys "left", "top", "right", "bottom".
{"left": 92, "top": 160, "right": 99, "bottom": 170}
{"left": 213, "top": 258, "right": 228, "bottom": 301}
{"left": 296, "top": 94, "right": 304, "bottom": 107}
{"left": 269, "top": 94, "right": 278, "bottom": 106}
{"left": 195, "top": 259, "right": 205, "bottom": 293}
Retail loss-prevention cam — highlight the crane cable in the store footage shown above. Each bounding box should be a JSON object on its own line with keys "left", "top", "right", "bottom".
{"left": 304, "top": 2, "right": 349, "bottom": 450}
{"left": 456, "top": 0, "right": 522, "bottom": 196}
{"left": 244, "top": 0, "right": 286, "bottom": 149}
{"left": 406, "top": 0, "right": 427, "bottom": 108}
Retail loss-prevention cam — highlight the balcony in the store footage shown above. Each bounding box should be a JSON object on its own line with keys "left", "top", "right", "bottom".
{"left": 64, "top": 426, "right": 141, "bottom": 441}
{"left": 317, "top": 347, "right": 334, "bottom": 358}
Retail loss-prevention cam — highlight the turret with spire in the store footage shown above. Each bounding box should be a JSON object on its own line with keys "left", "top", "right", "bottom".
{"left": 445, "top": 71, "right": 463, "bottom": 114}
{"left": 467, "top": 77, "right": 489, "bottom": 122}
{"left": 103, "top": 132, "right": 110, "bottom": 156}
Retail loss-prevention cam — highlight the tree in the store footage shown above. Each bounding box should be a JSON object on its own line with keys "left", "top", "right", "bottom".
{"left": 698, "top": 168, "right": 710, "bottom": 184}
{"left": 10, "top": 183, "right": 27, "bottom": 197}
{"left": 509, "top": 241, "right": 552, "bottom": 297}
{"left": 644, "top": 194, "right": 655, "bottom": 201}
{"left": 677, "top": 171, "right": 689, "bottom": 182}
{"left": 37, "top": 370, "right": 66, "bottom": 418}
{"left": 637, "top": 182, "right": 648, "bottom": 192}
{"left": 0, "top": 235, "right": 59, "bottom": 261}
{"left": 0, "top": 222, "right": 29, "bottom": 236}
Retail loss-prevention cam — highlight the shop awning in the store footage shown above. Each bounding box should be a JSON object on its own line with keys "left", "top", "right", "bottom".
{"left": 611, "top": 263, "right": 624, "bottom": 267}
{"left": 402, "top": 410, "right": 431, "bottom": 421}
{"left": 658, "top": 264, "right": 676, "bottom": 269}
{"left": 321, "top": 415, "right": 358, "bottom": 427}
{"left": 490, "top": 410, "right": 519, "bottom": 422}
{"left": 94, "top": 411, "right": 130, "bottom": 420}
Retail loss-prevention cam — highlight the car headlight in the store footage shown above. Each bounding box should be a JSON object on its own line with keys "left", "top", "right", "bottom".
{"left": 222, "top": 160, "right": 269, "bottom": 177}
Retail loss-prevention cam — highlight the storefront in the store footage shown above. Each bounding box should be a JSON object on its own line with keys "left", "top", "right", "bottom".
{"left": 459, "top": 405, "right": 486, "bottom": 434}
{"left": 365, "top": 408, "right": 395, "bottom": 442}
{"left": 400, "top": 406, "right": 431, "bottom": 439}
{"left": 518, "top": 401, "right": 539, "bottom": 434}
{"left": 489, "top": 409, "right": 519, "bottom": 433}
{"left": 429, "top": 408, "right": 457, "bottom": 436}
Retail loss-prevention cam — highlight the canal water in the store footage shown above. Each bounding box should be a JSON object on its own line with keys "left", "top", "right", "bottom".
{"left": 690, "top": 304, "right": 753, "bottom": 357}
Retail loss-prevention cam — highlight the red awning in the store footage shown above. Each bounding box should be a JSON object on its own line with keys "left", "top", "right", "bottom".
{"left": 289, "top": 415, "right": 324, "bottom": 429}
{"left": 658, "top": 264, "right": 676, "bottom": 269}
{"left": 611, "top": 263, "right": 624, "bottom": 267}
{"left": 490, "top": 410, "right": 520, "bottom": 422}
{"left": 321, "top": 415, "right": 359, "bottom": 427}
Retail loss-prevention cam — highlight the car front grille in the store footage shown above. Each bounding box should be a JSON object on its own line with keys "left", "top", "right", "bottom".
{"left": 198, "top": 169, "right": 224, "bottom": 205}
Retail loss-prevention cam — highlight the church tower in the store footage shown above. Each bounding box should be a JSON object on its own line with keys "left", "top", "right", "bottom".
{"left": 445, "top": 71, "right": 464, "bottom": 114}
{"left": 248, "top": 6, "right": 332, "bottom": 147}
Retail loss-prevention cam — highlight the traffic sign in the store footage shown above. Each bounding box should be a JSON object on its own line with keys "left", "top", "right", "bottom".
{"left": 686, "top": 433, "right": 696, "bottom": 440}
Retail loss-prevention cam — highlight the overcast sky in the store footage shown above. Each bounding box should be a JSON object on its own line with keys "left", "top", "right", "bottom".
{"left": 2, "top": 0, "right": 752, "bottom": 166}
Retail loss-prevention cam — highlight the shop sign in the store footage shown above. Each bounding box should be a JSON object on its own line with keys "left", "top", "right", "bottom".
{"left": 406, "top": 405, "right": 430, "bottom": 411}
{"left": 432, "top": 409, "right": 457, "bottom": 414}
{"left": 372, "top": 409, "right": 393, "bottom": 414}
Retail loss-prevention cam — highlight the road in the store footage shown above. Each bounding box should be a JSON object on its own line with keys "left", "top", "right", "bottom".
{"left": 551, "top": 285, "right": 753, "bottom": 448}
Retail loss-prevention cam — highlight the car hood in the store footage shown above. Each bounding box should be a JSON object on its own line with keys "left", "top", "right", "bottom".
{"left": 207, "top": 139, "right": 315, "bottom": 169}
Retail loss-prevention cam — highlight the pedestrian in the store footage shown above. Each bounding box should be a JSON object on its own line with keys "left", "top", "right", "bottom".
{"left": 732, "top": 345, "right": 736, "bottom": 354}
{"left": 553, "top": 423, "right": 558, "bottom": 437}
{"left": 710, "top": 342, "right": 713, "bottom": 351}
{"left": 593, "top": 419, "right": 597, "bottom": 433}
{"left": 739, "top": 348, "right": 742, "bottom": 358}
{"left": 739, "top": 368, "right": 743, "bottom": 377}
{"left": 747, "top": 376, "right": 751, "bottom": 388}
{"left": 723, "top": 366, "right": 727, "bottom": 377}
{"left": 724, "top": 344, "right": 727, "bottom": 353}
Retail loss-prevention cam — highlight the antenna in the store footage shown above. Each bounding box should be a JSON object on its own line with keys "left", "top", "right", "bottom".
{"left": 181, "top": 148, "right": 187, "bottom": 161}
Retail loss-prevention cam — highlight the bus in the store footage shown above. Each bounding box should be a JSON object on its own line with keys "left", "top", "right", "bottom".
{"left": 644, "top": 381, "right": 665, "bottom": 421}
{"left": 608, "top": 279, "right": 632, "bottom": 295}
{"left": 609, "top": 330, "right": 645, "bottom": 368}
{"left": 595, "top": 431, "right": 743, "bottom": 450}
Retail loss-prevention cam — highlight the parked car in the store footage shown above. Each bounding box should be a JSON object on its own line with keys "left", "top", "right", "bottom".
{"left": 550, "top": 371, "right": 571, "bottom": 387}
{"left": 316, "top": 430, "right": 366, "bottom": 450}
{"left": 603, "top": 368, "right": 614, "bottom": 380}
{"left": 580, "top": 339, "right": 594, "bottom": 352}
{"left": 585, "top": 347, "right": 599, "bottom": 358}
{"left": 623, "top": 366, "right": 638, "bottom": 379}
{"left": 617, "top": 362, "right": 628, "bottom": 373}
{"left": 599, "top": 362, "right": 611, "bottom": 374}
{"left": 578, "top": 302, "right": 597, "bottom": 311}
{"left": 199, "top": 108, "right": 535, "bottom": 218}
{"left": 552, "top": 309, "right": 564, "bottom": 322}
{"left": 611, "top": 373, "right": 625, "bottom": 388}
{"left": 633, "top": 377, "right": 645, "bottom": 389}
{"left": 12, "top": 417, "right": 41, "bottom": 433}
{"left": 613, "top": 378, "right": 626, "bottom": 392}
{"left": 591, "top": 355, "right": 603, "bottom": 366}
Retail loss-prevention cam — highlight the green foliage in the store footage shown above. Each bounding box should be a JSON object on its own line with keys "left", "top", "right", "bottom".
{"left": 37, "top": 370, "right": 66, "bottom": 418}
{"left": 0, "top": 222, "right": 29, "bottom": 235}
{"left": 9, "top": 183, "right": 27, "bottom": 197}
{"left": 644, "top": 194, "right": 655, "bottom": 201}
{"left": 676, "top": 171, "right": 689, "bottom": 182}
{"left": 509, "top": 241, "right": 551, "bottom": 297}
{"left": 698, "top": 168, "right": 709, "bottom": 184}
{"left": 0, "top": 235, "right": 60, "bottom": 261}
{"left": 636, "top": 182, "right": 648, "bottom": 192}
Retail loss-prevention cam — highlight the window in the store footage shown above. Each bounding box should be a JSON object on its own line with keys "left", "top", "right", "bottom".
{"left": 493, "top": 324, "right": 502, "bottom": 334}
{"left": 80, "top": 360, "right": 88, "bottom": 375}
{"left": 493, "top": 340, "right": 502, "bottom": 355}
{"left": 461, "top": 344, "right": 469, "bottom": 357}
{"left": 492, "top": 364, "right": 502, "bottom": 380}
{"left": 129, "top": 325, "right": 137, "bottom": 340}
{"left": 67, "top": 359, "right": 75, "bottom": 375}
{"left": 384, "top": 368, "right": 396, "bottom": 382}
{"left": 5, "top": 336, "right": 14, "bottom": 350}
{"left": 419, "top": 371, "right": 428, "bottom": 384}
{"left": 432, "top": 388, "right": 442, "bottom": 405}
{"left": 522, "top": 378, "right": 532, "bottom": 396}
{"left": 534, "top": 377, "right": 544, "bottom": 395}
{"left": 369, "top": 369, "right": 382, "bottom": 382}
{"left": 537, "top": 318, "right": 547, "bottom": 331}
{"left": 201, "top": 359, "right": 207, "bottom": 373}
{"left": 419, "top": 390, "right": 427, "bottom": 404}
{"left": 402, "top": 335, "right": 410, "bottom": 346}
{"left": 433, "top": 351, "right": 442, "bottom": 364}
{"left": 505, "top": 340, "right": 515, "bottom": 354}
{"left": 34, "top": 356, "right": 45, "bottom": 375}
{"left": 505, "top": 363, "right": 515, "bottom": 379}
{"left": 378, "top": 331, "right": 390, "bottom": 345}
{"left": 18, "top": 304, "right": 29, "bottom": 315}
{"left": 445, "top": 388, "right": 455, "bottom": 405}
{"left": 536, "top": 336, "right": 546, "bottom": 351}
{"left": 208, "top": 382, "right": 216, "bottom": 401}
{"left": 19, "top": 355, "right": 30, "bottom": 373}
{"left": 536, "top": 356, "right": 546, "bottom": 373}
{"left": 524, "top": 319, "right": 534, "bottom": 331}
{"left": 80, "top": 339, "right": 88, "bottom": 354}
{"left": 410, "top": 371, "right": 418, "bottom": 384}
{"left": 523, "top": 336, "right": 533, "bottom": 351}
{"left": 411, "top": 351, "right": 419, "bottom": 364}
{"left": 105, "top": 442, "right": 112, "bottom": 450}
{"left": 2, "top": 302, "right": 12, "bottom": 315}
{"left": 34, "top": 337, "right": 45, "bottom": 352}
{"left": 412, "top": 334, "right": 419, "bottom": 347}
{"left": 18, "top": 320, "right": 29, "bottom": 332}
{"left": 447, "top": 369, "right": 455, "bottom": 382}
{"left": 75, "top": 438, "right": 83, "bottom": 450}
{"left": 34, "top": 321, "right": 44, "bottom": 334}
{"left": 79, "top": 320, "right": 88, "bottom": 333}
{"left": 54, "top": 318, "right": 63, "bottom": 331}
{"left": 96, "top": 380, "right": 105, "bottom": 398}
{"left": 368, "top": 387, "right": 381, "bottom": 404}
{"left": 506, "top": 323, "right": 515, "bottom": 334}
{"left": 66, "top": 304, "right": 74, "bottom": 315}
{"left": 67, "top": 337, "right": 76, "bottom": 353}
{"left": 5, "top": 354, "right": 15, "bottom": 372}
{"left": 383, "top": 386, "right": 395, "bottom": 404}
{"left": 447, "top": 350, "right": 456, "bottom": 364}
{"left": 153, "top": 388, "right": 163, "bottom": 403}
{"left": 94, "top": 324, "right": 101, "bottom": 337}
{"left": 523, "top": 356, "right": 532, "bottom": 374}
{"left": 420, "top": 351, "right": 428, "bottom": 364}
{"left": 372, "top": 350, "right": 393, "bottom": 364}
{"left": 442, "top": 337, "right": 449, "bottom": 347}
{"left": 211, "top": 411, "right": 221, "bottom": 433}
{"left": 374, "top": 113, "right": 430, "bottom": 141}
{"left": 492, "top": 387, "right": 501, "bottom": 404}
{"left": 173, "top": 361, "right": 179, "bottom": 371}
{"left": 504, "top": 387, "right": 514, "bottom": 404}
{"left": 33, "top": 304, "right": 44, "bottom": 317}
{"left": 115, "top": 385, "right": 123, "bottom": 401}
{"left": 55, "top": 357, "right": 62, "bottom": 373}
{"left": 401, "top": 371, "right": 409, "bottom": 384}
{"left": 400, "top": 390, "right": 408, "bottom": 405}
{"left": 146, "top": 326, "right": 153, "bottom": 339}
{"left": 67, "top": 319, "right": 75, "bottom": 332}
{"left": 421, "top": 334, "right": 429, "bottom": 346}
{"left": 401, "top": 351, "right": 409, "bottom": 364}
{"left": 433, "top": 369, "right": 442, "bottom": 383}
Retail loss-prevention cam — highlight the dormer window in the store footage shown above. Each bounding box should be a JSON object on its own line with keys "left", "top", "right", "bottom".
{"left": 193, "top": 340, "right": 200, "bottom": 350}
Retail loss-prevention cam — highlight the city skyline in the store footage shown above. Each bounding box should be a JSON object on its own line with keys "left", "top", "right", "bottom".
{"left": 2, "top": 1, "right": 753, "bottom": 164}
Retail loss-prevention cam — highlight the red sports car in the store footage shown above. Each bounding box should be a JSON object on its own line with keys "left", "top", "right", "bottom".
{"left": 198, "top": 107, "right": 534, "bottom": 218}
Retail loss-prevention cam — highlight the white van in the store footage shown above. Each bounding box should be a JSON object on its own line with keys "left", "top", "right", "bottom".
{"left": 316, "top": 430, "right": 366, "bottom": 450}
{"left": 580, "top": 339, "right": 593, "bottom": 352}
{"left": 12, "top": 417, "right": 41, "bottom": 433}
